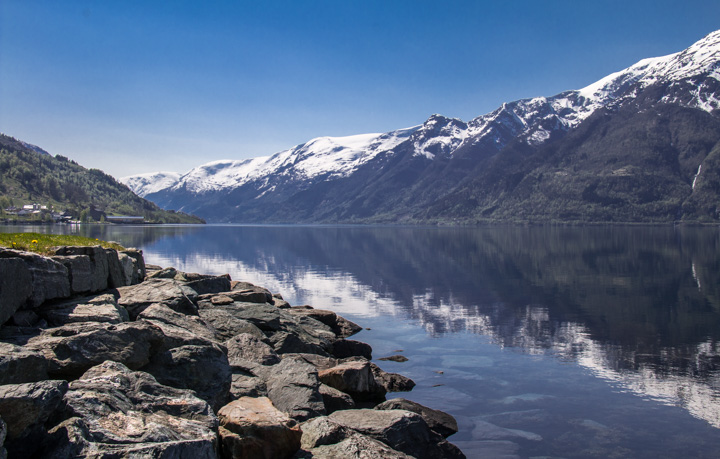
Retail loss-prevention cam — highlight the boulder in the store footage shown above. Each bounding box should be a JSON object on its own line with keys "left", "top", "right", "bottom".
{"left": 120, "top": 248, "right": 145, "bottom": 284}
{"left": 54, "top": 246, "right": 109, "bottom": 293}
{"left": 147, "top": 266, "right": 178, "bottom": 279}
{"left": 138, "top": 303, "right": 218, "bottom": 349}
{"left": 117, "top": 252, "right": 135, "bottom": 286}
{"left": 225, "top": 333, "right": 280, "bottom": 367}
{"left": 218, "top": 397, "right": 301, "bottom": 459}
{"left": 268, "top": 331, "right": 329, "bottom": 356}
{"left": 328, "top": 409, "right": 465, "bottom": 459}
{"left": 183, "top": 274, "right": 232, "bottom": 295}
{"left": 220, "top": 303, "right": 283, "bottom": 332}
{"left": 371, "top": 363, "right": 416, "bottom": 393}
{"left": 46, "top": 361, "right": 218, "bottom": 458}
{"left": 230, "top": 370, "right": 267, "bottom": 399}
{"left": 286, "top": 308, "right": 362, "bottom": 338}
{"left": 0, "top": 248, "right": 70, "bottom": 308}
{"left": 105, "top": 248, "right": 126, "bottom": 288}
{"left": 230, "top": 281, "right": 274, "bottom": 303}
{"left": 257, "top": 356, "right": 326, "bottom": 421}
{"left": 25, "top": 321, "right": 165, "bottom": 379}
{"left": 198, "top": 305, "right": 266, "bottom": 341}
{"left": 0, "top": 258, "right": 32, "bottom": 326}
{"left": 38, "top": 293, "right": 129, "bottom": 326}
{"left": 0, "top": 415, "right": 6, "bottom": 459}
{"left": 331, "top": 339, "right": 373, "bottom": 359}
{"left": 375, "top": 398, "right": 458, "bottom": 438}
{"left": 319, "top": 383, "right": 355, "bottom": 414}
{"left": 318, "top": 360, "right": 386, "bottom": 403}
{"left": 0, "top": 342, "right": 48, "bottom": 384}
{"left": 143, "top": 343, "right": 232, "bottom": 412}
{"left": 51, "top": 254, "right": 93, "bottom": 294}
{"left": 116, "top": 278, "right": 199, "bottom": 318}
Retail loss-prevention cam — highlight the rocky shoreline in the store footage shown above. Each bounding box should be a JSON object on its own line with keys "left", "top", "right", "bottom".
{"left": 0, "top": 245, "right": 465, "bottom": 458}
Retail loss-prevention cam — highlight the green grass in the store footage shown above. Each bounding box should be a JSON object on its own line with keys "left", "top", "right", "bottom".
{"left": 0, "top": 232, "right": 125, "bottom": 256}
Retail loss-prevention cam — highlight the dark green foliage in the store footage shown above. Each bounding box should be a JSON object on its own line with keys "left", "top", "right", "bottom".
{"left": 0, "top": 134, "right": 204, "bottom": 223}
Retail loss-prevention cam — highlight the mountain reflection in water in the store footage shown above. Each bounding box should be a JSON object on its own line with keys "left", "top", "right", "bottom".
{"left": 7, "top": 224, "right": 720, "bottom": 433}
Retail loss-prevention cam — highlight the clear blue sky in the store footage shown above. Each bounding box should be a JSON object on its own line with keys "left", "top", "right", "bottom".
{"left": 2, "top": 0, "right": 719, "bottom": 178}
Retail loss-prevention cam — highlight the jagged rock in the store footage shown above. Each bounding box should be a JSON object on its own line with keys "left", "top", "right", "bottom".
{"left": 328, "top": 409, "right": 465, "bottom": 459}
{"left": 51, "top": 254, "right": 93, "bottom": 294}
{"left": 144, "top": 343, "right": 232, "bottom": 412}
{"left": 138, "top": 303, "right": 218, "bottom": 349}
{"left": 371, "top": 363, "right": 416, "bottom": 393}
{"left": 116, "top": 278, "right": 199, "bottom": 318}
{"left": 0, "top": 258, "right": 32, "bottom": 326}
{"left": 0, "top": 342, "right": 48, "bottom": 384}
{"left": 105, "top": 248, "right": 126, "bottom": 288}
{"left": 183, "top": 274, "right": 232, "bottom": 295}
{"left": 9, "top": 310, "right": 41, "bottom": 327}
{"left": 230, "top": 281, "right": 274, "bottom": 303}
{"left": 0, "top": 248, "right": 70, "bottom": 308}
{"left": 375, "top": 398, "right": 458, "bottom": 438}
{"left": 331, "top": 339, "right": 373, "bottom": 359}
{"left": 38, "top": 293, "right": 129, "bottom": 326}
{"left": 283, "top": 353, "right": 339, "bottom": 371}
{"left": 269, "top": 331, "right": 329, "bottom": 356}
{"left": 230, "top": 370, "right": 267, "bottom": 399}
{"left": 54, "top": 246, "right": 109, "bottom": 293}
{"left": 225, "top": 333, "right": 280, "bottom": 366}
{"left": 198, "top": 305, "right": 266, "bottom": 341}
{"left": 25, "top": 321, "right": 165, "bottom": 379}
{"left": 287, "top": 308, "right": 362, "bottom": 338}
{"left": 257, "top": 356, "right": 326, "bottom": 421}
{"left": 211, "top": 295, "right": 235, "bottom": 305}
{"left": 319, "top": 383, "right": 355, "bottom": 414}
{"left": 147, "top": 266, "right": 179, "bottom": 279}
{"left": 46, "top": 361, "right": 218, "bottom": 458}
{"left": 318, "top": 360, "right": 386, "bottom": 403}
{"left": 120, "top": 248, "right": 145, "bottom": 284}
{"left": 218, "top": 397, "right": 301, "bottom": 459}
{"left": 379, "top": 355, "right": 409, "bottom": 362}
{"left": 222, "top": 303, "right": 283, "bottom": 332}
{"left": 0, "top": 380, "right": 68, "bottom": 457}
{"left": 0, "top": 415, "right": 6, "bottom": 459}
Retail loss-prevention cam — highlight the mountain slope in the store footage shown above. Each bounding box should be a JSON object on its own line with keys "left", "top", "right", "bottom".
{"left": 124, "top": 30, "right": 720, "bottom": 224}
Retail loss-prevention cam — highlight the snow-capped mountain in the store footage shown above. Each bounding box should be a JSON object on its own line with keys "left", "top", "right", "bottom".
{"left": 123, "top": 30, "right": 720, "bottom": 224}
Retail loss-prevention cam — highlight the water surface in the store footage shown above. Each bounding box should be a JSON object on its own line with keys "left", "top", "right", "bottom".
{"left": 4, "top": 224, "right": 720, "bottom": 458}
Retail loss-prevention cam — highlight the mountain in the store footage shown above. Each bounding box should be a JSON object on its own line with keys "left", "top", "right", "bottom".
{"left": 124, "top": 30, "right": 720, "bottom": 224}
{"left": 0, "top": 134, "right": 204, "bottom": 224}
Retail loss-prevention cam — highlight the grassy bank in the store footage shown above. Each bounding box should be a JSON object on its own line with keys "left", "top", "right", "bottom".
{"left": 0, "top": 232, "right": 124, "bottom": 256}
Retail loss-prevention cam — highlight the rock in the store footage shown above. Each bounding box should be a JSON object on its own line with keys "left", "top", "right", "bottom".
{"left": 120, "top": 248, "right": 145, "bottom": 284}
{"left": 298, "top": 415, "right": 352, "bottom": 451}
{"left": 318, "top": 360, "right": 386, "bottom": 403}
{"left": 105, "top": 248, "right": 126, "bottom": 288}
{"left": 25, "top": 321, "right": 165, "bottom": 379}
{"left": 138, "top": 303, "right": 218, "bottom": 349}
{"left": 230, "top": 370, "right": 267, "bottom": 399}
{"left": 319, "top": 383, "right": 355, "bottom": 414}
{"left": 282, "top": 353, "right": 339, "bottom": 371}
{"left": 258, "top": 356, "right": 326, "bottom": 421}
{"left": 371, "top": 363, "right": 416, "bottom": 393}
{"left": 379, "top": 355, "right": 409, "bottom": 362}
{"left": 230, "top": 281, "right": 274, "bottom": 303}
{"left": 53, "top": 245, "right": 109, "bottom": 293}
{"left": 38, "top": 293, "right": 129, "bottom": 326}
{"left": 147, "top": 266, "right": 179, "bottom": 279}
{"left": 286, "top": 308, "right": 362, "bottom": 338}
{"left": 198, "top": 305, "right": 266, "bottom": 341}
{"left": 470, "top": 420, "right": 543, "bottom": 442}
{"left": 331, "top": 339, "right": 373, "bottom": 359}
{"left": 221, "top": 303, "right": 283, "bottom": 332}
{"left": 0, "top": 258, "right": 32, "bottom": 326}
{"left": 184, "top": 274, "right": 232, "bottom": 295}
{"left": 302, "top": 432, "right": 414, "bottom": 458}
{"left": 211, "top": 295, "right": 235, "bottom": 305}
{"left": 218, "top": 397, "right": 301, "bottom": 459}
{"left": 375, "top": 398, "right": 458, "bottom": 438}
{"left": 117, "top": 252, "right": 135, "bottom": 286}
{"left": 144, "top": 343, "right": 232, "bottom": 412}
{"left": 46, "top": 361, "right": 218, "bottom": 458}
{"left": 225, "top": 333, "right": 280, "bottom": 367}
{"left": 51, "top": 254, "right": 93, "bottom": 294}
{"left": 269, "top": 331, "right": 329, "bottom": 356}
{"left": 116, "top": 278, "right": 199, "bottom": 318}
{"left": 9, "top": 310, "right": 41, "bottom": 327}
{"left": 328, "top": 409, "right": 465, "bottom": 459}
{"left": 0, "top": 342, "right": 48, "bottom": 384}
{"left": 0, "top": 415, "right": 6, "bottom": 459}
{"left": 0, "top": 248, "right": 70, "bottom": 308}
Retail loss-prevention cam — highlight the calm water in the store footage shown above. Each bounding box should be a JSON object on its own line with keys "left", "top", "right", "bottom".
{"left": 4, "top": 224, "right": 720, "bottom": 458}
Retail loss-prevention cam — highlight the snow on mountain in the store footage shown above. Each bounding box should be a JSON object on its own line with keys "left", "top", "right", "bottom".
{"left": 120, "top": 171, "right": 182, "bottom": 197}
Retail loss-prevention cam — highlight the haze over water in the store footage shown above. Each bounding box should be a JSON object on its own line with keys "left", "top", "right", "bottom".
{"left": 6, "top": 223, "right": 720, "bottom": 458}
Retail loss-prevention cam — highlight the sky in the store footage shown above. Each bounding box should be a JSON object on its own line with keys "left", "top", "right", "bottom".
{"left": 1, "top": 0, "right": 720, "bottom": 178}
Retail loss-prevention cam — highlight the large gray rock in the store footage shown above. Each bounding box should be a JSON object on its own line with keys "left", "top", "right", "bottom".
{"left": 318, "top": 360, "right": 386, "bottom": 403}
{"left": 331, "top": 339, "right": 372, "bottom": 360}
{"left": 51, "top": 254, "right": 93, "bottom": 294}
{"left": 258, "top": 356, "right": 326, "bottom": 421}
{"left": 25, "top": 321, "right": 165, "bottom": 379}
{"left": 38, "top": 293, "right": 129, "bottom": 326}
{"left": 225, "top": 333, "right": 280, "bottom": 367}
{"left": 105, "top": 248, "right": 127, "bottom": 288}
{"left": 286, "top": 308, "right": 362, "bottom": 339}
{"left": 120, "top": 248, "right": 145, "bottom": 284}
{"left": 230, "top": 370, "right": 267, "bottom": 399}
{"left": 328, "top": 409, "right": 465, "bottom": 459}
{"left": 375, "top": 398, "right": 459, "bottom": 438}
{"left": 371, "top": 362, "right": 416, "bottom": 393}
{"left": 0, "top": 415, "right": 6, "bottom": 459}
{"left": 144, "top": 343, "right": 232, "bottom": 412}
{"left": 116, "top": 278, "right": 199, "bottom": 318}
{"left": 0, "top": 342, "right": 48, "bottom": 384}
{"left": 198, "top": 305, "right": 266, "bottom": 341}
{"left": 54, "top": 246, "right": 109, "bottom": 293}
{"left": 268, "top": 331, "right": 329, "bottom": 356}
{"left": 0, "top": 248, "right": 70, "bottom": 307}
{"left": 182, "top": 273, "right": 232, "bottom": 295}
{"left": 138, "top": 303, "right": 218, "bottom": 349}
{"left": 0, "top": 258, "right": 32, "bottom": 326}
{"left": 230, "top": 281, "right": 274, "bottom": 303}
{"left": 218, "top": 397, "right": 301, "bottom": 459}
{"left": 319, "top": 383, "right": 355, "bottom": 414}
{"left": 46, "top": 361, "right": 218, "bottom": 458}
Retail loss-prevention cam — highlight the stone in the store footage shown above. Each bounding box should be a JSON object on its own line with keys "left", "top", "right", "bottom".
{"left": 230, "top": 371, "right": 267, "bottom": 399}
{"left": 218, "top": 397, "right": 301, "bottom": 459}
{"left": 375, "top": 398, "right": 459, "bottom": 438}
{"left": 0, "top": 415, "right": 6, "bottom": 459}
{"left": 143, "top": 343, "right": 232, "bottom": 412}
{"left": 0, "top": 248, "right": 70, "bottom": 308}
{"left": 286, "top": 308, "right": 362, "bottom": 338}
{"left": 371, "top": 363, "right": 416, "bottom": 393}
{"left": 38, "top": 294, "right": 129, "bottom": 326}
{"left": 331, "top": 339, "right": 373, "bottom": 359}
{"left": 0, "top": 343, "right": 48, "bottom": 385}
{"left": 116, "top": 278, "right": 199, "bottom": 318}
{"left": 138, "top": 303, "right": 218, "bottom": 349}
{"left": 379, "top": 355, "right": 409, "bottom": 362}
{"left": 0, "top": 258, "right": 32, "bottom": 326}
{"left": 105, "top": 248, "right": 126, "bottom": 288}
{"left": 0, "top": 380, "right": 68, "bottom": 440}
{"left": 302, "top": 432, "right": 413, "bottom": 459}
{"left": 269, "top": 331, "right": 329, "bottom": 356}
{"left": 147, "top": 266, "right": 178, "bottom": 279}
{"left": 46, "top": 361, "right": 218, "bottom": 458}
{"left": 53, "top": 245, "right": 109, "bottom": 293}
{"left": 328, "top": 409, "right": 465, "bottom": 459}
{"left": 198, "top": 305, "right": 266, "bottom": 341}
{"left": 51, "top": 254, "right": 94, "bottom": 294}
{"left": 318, "top": 360, "right": 386, "bottom": 403}
{"left": 184, "top": 273, "right": 232, "bottom": 295}
{"left": 225, "top": 333, "right": 280, "bottom": 367}
{"left": 258, "top": 356, "right": 326, "bottom": 421}
{"left": 120, "top": 248, "right": 145, "bottom": 284}
{"left": 117, "top": 252, "right": 135, "bottom": 286}
{"left": 230, "top": 281, "right": 274, "bottom": 303}
{"left": 9, "top": 310, "right": 41, "bottom": 327}
{"left": 25, "top": 321, "right": 165, "bottom": 379}
{"left": 319, "top": 383, "right": 355, "bottom": 414}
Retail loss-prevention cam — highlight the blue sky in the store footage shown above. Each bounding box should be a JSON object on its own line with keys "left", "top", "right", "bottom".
{"left": 2, "top": 0, "right": 719, "bottom": 178}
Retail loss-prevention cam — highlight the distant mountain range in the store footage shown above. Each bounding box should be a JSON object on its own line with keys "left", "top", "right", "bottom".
{"left": 122, "top": 29, "right": 720, "bottom": 224}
